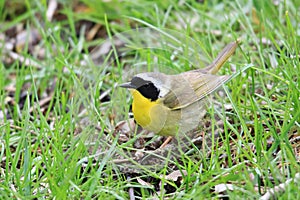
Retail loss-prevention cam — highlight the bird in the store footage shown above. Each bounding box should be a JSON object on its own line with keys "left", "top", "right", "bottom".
{"left": 120, "top": 41, "right": 239, "bottom": 136}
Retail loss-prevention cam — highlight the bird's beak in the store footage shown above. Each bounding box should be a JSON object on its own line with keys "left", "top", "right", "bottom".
{"left": 119, "top": 82, "right": 135, "bottom": 89}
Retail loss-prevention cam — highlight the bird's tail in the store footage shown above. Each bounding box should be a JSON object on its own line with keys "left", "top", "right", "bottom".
{"left": 201, "top": 40, "right": 240, "bottom": 74}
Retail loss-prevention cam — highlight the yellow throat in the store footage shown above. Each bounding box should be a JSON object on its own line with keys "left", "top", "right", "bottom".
{"left": 131, "top": 89, "right": 159, "bottom": 128}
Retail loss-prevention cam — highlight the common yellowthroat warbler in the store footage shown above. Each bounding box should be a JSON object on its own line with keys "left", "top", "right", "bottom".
{"left": 120, "top": 41, "right": 239, "bottom": 136}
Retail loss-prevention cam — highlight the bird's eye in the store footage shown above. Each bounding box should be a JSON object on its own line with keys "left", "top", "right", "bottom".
{"left": 137, "top": 82, "right": 160, "bottom": 101}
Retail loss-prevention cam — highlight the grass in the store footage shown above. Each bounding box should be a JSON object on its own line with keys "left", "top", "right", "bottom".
{"left": 0, "top": 0, "right": 299, "bottom": 199}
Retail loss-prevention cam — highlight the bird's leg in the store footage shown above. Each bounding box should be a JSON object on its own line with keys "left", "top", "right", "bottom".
{"left": 159, "top": 136, "right": 173, "bottom": 148}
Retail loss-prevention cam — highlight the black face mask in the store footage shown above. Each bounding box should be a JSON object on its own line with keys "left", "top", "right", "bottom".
{"left": 131, "top": 77, "right": 160, "bottom": 102}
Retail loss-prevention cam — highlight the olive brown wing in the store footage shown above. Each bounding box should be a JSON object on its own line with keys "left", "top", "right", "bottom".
{"left": 163, "top": 72, "right": 230, "bottom": 110}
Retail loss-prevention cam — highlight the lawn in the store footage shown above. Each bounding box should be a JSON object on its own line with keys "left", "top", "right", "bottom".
{"left": 0, "top": 0, "right": 299, "bottom": 199}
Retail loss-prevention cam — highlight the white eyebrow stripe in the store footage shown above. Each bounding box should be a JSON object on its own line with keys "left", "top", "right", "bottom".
{"left": 136, "top": 73, "right": 170, "bottom": 97}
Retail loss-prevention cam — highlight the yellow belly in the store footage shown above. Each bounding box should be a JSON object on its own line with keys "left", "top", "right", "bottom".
{"left": 131, "top": 89, "right": 202, "bottom": 136}
{"left": 131, "top": 90, "right": 173, "bottom": 135}
{"left": 131, "top": 90, "right": 206, "bottom": 136}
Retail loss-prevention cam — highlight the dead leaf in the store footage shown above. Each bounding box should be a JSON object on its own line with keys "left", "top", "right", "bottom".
{"left": 215, "top": 183, "right": 234, "bottom": 193}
